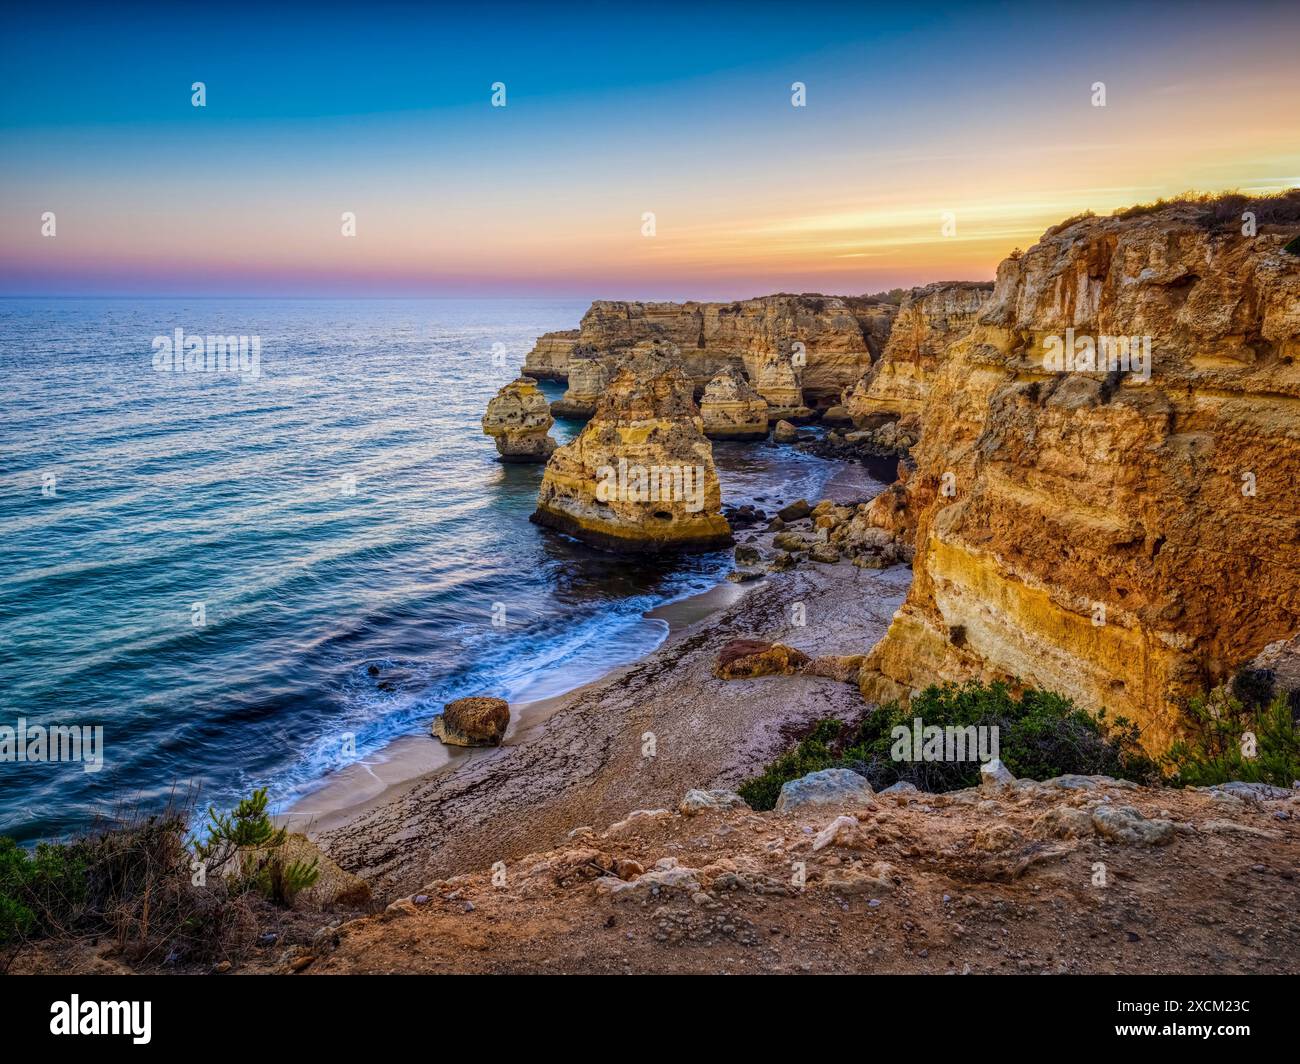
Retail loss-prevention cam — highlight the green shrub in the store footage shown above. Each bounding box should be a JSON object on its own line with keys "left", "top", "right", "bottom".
{"left": 0, "top": 836, "right": 89, "bottom": 945}
{"left": 1161, "top": 689, "right": 1300, "bottom": 788}
{"left": 739, "top": 681, "right": 1156, "bottom": 810}
{"left": 193, "top": 788, "right": 318, "bottom": 906}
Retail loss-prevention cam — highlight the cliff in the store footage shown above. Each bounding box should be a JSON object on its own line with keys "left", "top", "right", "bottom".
{"left": 860, "top": 194, "right": 1300, "bottom": 749}
{"left": 524, "top": 295, "right": 898, "bottom": 409}
{"left": 843, "top": 281, "right": 993, "bottom": 429}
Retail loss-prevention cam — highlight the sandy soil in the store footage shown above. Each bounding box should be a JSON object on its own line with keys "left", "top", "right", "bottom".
{"left": 309, "top": 551, "right": 910, "bottom": 898}
{"left": 310, "top": 776, "right": 1300, "bottom": 975}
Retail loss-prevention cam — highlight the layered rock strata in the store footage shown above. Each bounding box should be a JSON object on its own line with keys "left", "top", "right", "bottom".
{"left": 523, "top": 295, "right": 899, "bottom": 408}
{"left": 530, "top": 352, "right": 732, "bottom": 553}
{"left": 859, "top": 196, "right": 1300, "bottom": 749}
{"left": 550, "top": 357, "right": 611, "bottom": 419}
{"left": 843, "top": 281, "right": 992, "bottom": 432}
{"left": 481, "top": 376, "right": 557, "bottom": 462}
{"left": 699, "top": 366, "right": 769, "bottom": 440}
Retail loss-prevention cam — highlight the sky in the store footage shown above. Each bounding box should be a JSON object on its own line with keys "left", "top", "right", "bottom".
{"left": 2, "top": 0, "right": 1298, "bottom": 300}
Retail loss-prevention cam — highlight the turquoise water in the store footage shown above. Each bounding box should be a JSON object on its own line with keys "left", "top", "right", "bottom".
{"left": 0, "top": 298, "right": 868, "bottom": 841}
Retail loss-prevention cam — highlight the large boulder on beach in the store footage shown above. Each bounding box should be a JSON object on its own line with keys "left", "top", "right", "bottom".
{"left": 531, "top": 351, "right": 732, "bottom": 553}
{"left": 481, "top": 377, "right": 557, "bottom": 462}
{"left": 713, "top": 639, "right": 811, "bottom": 679}
{"left": 431, "top": 696, "right": 511, "bottom": 747}
{"left": 699, "top": 366, "right": 769, "bottom": 440}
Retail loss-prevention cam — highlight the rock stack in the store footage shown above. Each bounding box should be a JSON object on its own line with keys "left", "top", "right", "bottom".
{"left": 531, "top": 352, "right": 733, "bottom": 553}
{"left": 481, "top": 377, "right": 557, "bottom": 462}
{"left": 699, "top": 366, "right": 769, "bottom": 440}
{"left": 753, "top": 349, "right": 812, "bottom": 421}
{"left": 550, "top": 356, "right": 610, "bottom": 419}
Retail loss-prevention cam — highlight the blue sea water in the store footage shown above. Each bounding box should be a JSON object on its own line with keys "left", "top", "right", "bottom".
{"left": 0, "top": 298, "right": 876, "bottom": 842}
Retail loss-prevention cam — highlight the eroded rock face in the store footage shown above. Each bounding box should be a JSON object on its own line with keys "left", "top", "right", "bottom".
{"left": 481, "top": 377, "right": 557, "bottom": 462}
{"left": 431, "top": 697, "right": 511, "bottom": 747}
{"left": 551, "top": 357, "right": 611, "bottom": 419}
{"left": 519, "top": 295, "right": 897, "bottom": 406}
{"left": 531, "top": 353, "right": 732, "bottom": 553}
{"left": 844, "top": 282, "right": 992, "bottom": 430}
{"left": 700, "top": 366, "right": 769, "bottom": 440}
{"left": 861, "top": 197, "right": 1300, "bottom": 749}
{"left": 522, "top": 330, "right": 579, "bottom": 380}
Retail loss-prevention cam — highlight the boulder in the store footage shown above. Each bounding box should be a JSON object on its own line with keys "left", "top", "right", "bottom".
{"left": 1090, "top": 804, "right": 1175, "bottom": 846}
{"left": 431, "top": 696, "right": 510, "bottom": 747}
{"left": 776, "top": 499, "right": 812, "bottom": 522}
{"left": 802, "top": 654, "right": 866, "bottom": 683}
{"left": 774, "top": 768, "right": 874, "bottom": 813}
{"left": 979, "top": 758, "right": 1016, "bottom": 791}
{"left": 772, "top": 419, "right": 799, "bottom": 443}
{"left": 714, "top": 639, "right": 811, "bottom": 679}
{"left": 481, "top": 377, "right": 557, "bottom": 462}
{"left": 679, "top": 789, "right": 749, "bottom": 816}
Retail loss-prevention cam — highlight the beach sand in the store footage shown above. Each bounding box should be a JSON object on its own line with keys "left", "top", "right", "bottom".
{"left": 284, "top": 457, "right": 904, "bottom": 897}
{"left": 302, "top": 554, "right": 910, "bottom": 897}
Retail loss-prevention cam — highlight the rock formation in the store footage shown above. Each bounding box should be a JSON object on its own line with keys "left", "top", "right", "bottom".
{"left": 531, "top": 352, "right": 732, "bottom": 553}
{"left": 700, "top": 366, "right": 769, "bottom": 439}
{"left": 481, "top": 376, "right": 557, "bottom": 462}
{"left": 550, "top": 356, "right": 610, "bottom": 419}
{"left": 431, "top": 696, "right": 511, "bottom": 747}
{"left": 843, "top": 281, "right": 992, "bottom": 434}
{"left": 753, "top": 349, "right": 813, "bottom": 420}
{"left": 859, "top": 194, "right": 1300, "bottom": 749}
{"left": 523, "top": 295, "right": 899, "bottom": 409}
{"left": 520, "top": 330, "right": 578, "bottom": 380}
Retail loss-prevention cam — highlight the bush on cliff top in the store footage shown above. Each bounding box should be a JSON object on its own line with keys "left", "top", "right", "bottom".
{"left": 1, "top": 788, "right": 322, "bottom": 963}
{"left": 737, "top": 681, "right": 1157, "bottom": 811}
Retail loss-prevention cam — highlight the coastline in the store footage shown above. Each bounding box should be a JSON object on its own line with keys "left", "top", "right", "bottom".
{"left": 296, "top": 454, "right": 907, "bottom": 897}
{"left": 282, "top": 448, "right": 887, "bottom": 844}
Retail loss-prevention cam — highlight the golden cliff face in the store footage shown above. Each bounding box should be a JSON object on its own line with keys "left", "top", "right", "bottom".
{"left": 531, "top": 352, "right": 732, "bottom": 553}
{"left": 523, "top": 295, "right": 897, "bottom": 408}
{"left": 699, "top": 365, "right": 769, "bottom": 440}
{"left": 844, "top": 282, "right": 992, "bottom": 428}
{"left": 861, "top": 198, "right": 1300, "bottom": 749}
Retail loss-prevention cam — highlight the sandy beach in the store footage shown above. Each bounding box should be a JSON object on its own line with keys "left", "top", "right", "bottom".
{"left": 295, "top": 461, "right": 908, "bottom": 897}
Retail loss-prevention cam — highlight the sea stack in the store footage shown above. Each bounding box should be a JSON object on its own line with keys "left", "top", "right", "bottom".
{"left": 700, "top": 366, "right": 769, "bottom": 440}
{"left": 753, "top": 349, "right": 813, "bottom": 421}
{"left": 550, "top": 356, "right": 610, "bottom": 419}
{"left": 531, "top": 352, "right": 733, "bottom": 553}
{"left": 481, "top": 376, "right": 557, "bottom": 462}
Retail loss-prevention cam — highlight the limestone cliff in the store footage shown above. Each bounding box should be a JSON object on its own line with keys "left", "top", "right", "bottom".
{"left": 531, "top": 352, "right": 732, "bottom": 553}
{"left": 843, "top": 281, "right": 992, "bottom": 430}
{"left": 481, "top": 377, "right": 557, "bottom": 462}
{"left": 699, "top": 365, "right": 769, "bottom": 440}
{"left": 860, "top": 194, "right": 1300, "bottom": 749}
{"left": 523, "top": 295, "right": 898, "bottom": 410}
{"left": 521, "top": 330, "right": 578, "bottom": 381}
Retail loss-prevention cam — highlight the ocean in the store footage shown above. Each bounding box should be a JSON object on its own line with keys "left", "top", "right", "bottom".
{"left": 0, "top": 298, "right": 881, "bottom": 841}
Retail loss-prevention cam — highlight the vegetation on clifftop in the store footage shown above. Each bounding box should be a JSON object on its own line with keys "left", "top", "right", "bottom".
{"left": 739, "top": 681, "right": 1156, "bottom": 810}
